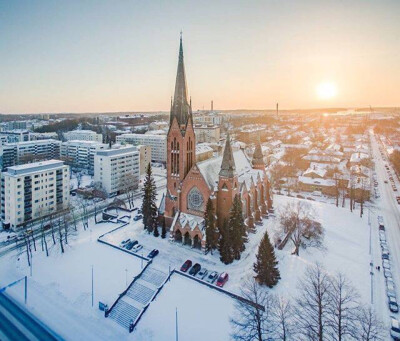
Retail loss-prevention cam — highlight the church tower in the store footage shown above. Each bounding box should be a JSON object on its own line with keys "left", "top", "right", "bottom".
{"left": 164, "top": 34, "right": 196, "bottom": 226}
{"left": 217, "top": 134, "right": 239, "bottom": 226}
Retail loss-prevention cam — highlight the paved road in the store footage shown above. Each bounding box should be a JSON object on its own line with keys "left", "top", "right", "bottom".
{"left": 0, "top": 292, "right": 62, "bottom": 341}
{"left": 370, "top": 132, "right": 400, "bottom": 320}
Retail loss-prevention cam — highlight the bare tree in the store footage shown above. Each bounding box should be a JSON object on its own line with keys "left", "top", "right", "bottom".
{"left": 230, "top": 278, "right": 276, "bottom": 341}
{"left": 294, "top": 263, "right": 332, "bottom": 341}
{"left": 272, "top": 296, "right": 293, "bottom": 341}
{"left": 279, "top": 201, "right": 324, "bottom": 256}
{"left": 327, "top": 273, "right": 360, "bottom": 341}
{"left": 118, "top": 172, "right": 138, "bottom": 209}
{"left": 355, "top": 306, "right": 385, "bottom": 341}
{"left": 79, "top": 199, "right": 89, "bottom": 230}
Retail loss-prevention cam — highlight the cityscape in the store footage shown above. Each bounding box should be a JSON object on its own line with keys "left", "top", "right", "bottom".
{"left": 1, "top": 1, "right": 400, "bottom": 341}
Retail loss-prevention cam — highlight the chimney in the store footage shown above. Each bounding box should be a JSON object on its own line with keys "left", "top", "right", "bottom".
{"left": 211, "top": 100, "right": 214, "bottom": 111}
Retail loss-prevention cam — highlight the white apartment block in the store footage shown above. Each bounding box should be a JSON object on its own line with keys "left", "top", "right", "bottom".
{"left": 61, "top": 140, "right": 108, "bottom": 175}
{"left": 94, "top": 146, "right": 140, "bottom": 196}
{"left": 0, "top": 130, "right": 30, "bottom": 144}
{"left": 1, "top": 160, "right": 70, "bottom": 230}
{"left": 63, "top": 130, "right": 103, "bottom": 143}
{"left": 194, "top": 114, "right": 222, "bottom": 126}
{"left": 194, "top": 124, "right": 221, "bottom": 143}
{"left": 136, "top": 144, "right": 151, "bottom": 175}
{"left": 116, "top": 133, "right": 166, "bottom": 163}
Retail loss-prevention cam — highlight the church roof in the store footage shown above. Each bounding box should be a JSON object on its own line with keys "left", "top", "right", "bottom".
{"left": 197, "top": 149, "right": 252, "bottom": 189}
{"left": 219, "top": 134, "right": 236, "bottom": 178}
{"left": 170, "top": 34, "right": 192, "bottom": 126}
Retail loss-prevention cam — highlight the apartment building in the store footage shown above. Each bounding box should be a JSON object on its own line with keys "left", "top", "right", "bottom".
{"left": 136, "top": 145, "right": 151, "bottom": 175}
{"left": 194, "top": 114, "right": 222, "bottom": 126}
{"left": 194, "top": 124, "right": 221, "bottom": 143}
{"left": 63, "top": 130, "right": 103, "bottom": 143}
{"left": 94, "top": 146, "right": 140, "bottom": 196}
{"left": 61, "top": 140, "right": 108, "bottom": 175}
{"left": 0, "top": 139, "right": 61, "bottom": 171}
{"left": 116, "top": 133, "right": 166, "bottom": 163}
{"left": 1, "top": 160, "right": 70, "bottom": 230}
{"left": 0, "top": 130, "right": 30, "bottom": 144}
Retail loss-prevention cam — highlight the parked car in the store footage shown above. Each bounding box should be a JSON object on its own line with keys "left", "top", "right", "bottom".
{"left": 385, "top": 180, "right": 389, "bottom": 184}
{"left": 383, "top": 259, "right": 391, "bottom": 270}
{"left": 381, "top": 241, "right": 388, "bottom": 249}
{"left": 383, "top": 251, "right": 390, "bottom": 260}
{"left": 120, "top": 238, "right": 131, "bottom": 247}
{"left": 147, "top": 249, "right": 159, "bottom": 258}
{"left": 180, "top": 260, "right": 192, "bottom": 272}
{"left": 189, "top": 263, "right": 201, "bottom": 276}
{"left": 385, "top": 269, "right": 393, "bottom": 278}
{"left": 388, "top": 288, "right": 397, "bottom": 299}
{"left": 196, "top": 268, "right": 208, "bottom": 280}
{"left": 380, "top": 231, "right": 387, "bottom": 242}
{"left": 216, "top": 272, "right": 229, "bottom": 287}
{"left": 125, "top": 240, "right": 138, "bottom": 250}
{"left": 132, "top": 244, "right": 143, "bottom": 253}
{"left": 133, "top": 214, "right": 143, "bottom": 221}
{"left": 388, "top": 281, "right": 396, "bottom": 292}
{"left": 205, "top": 271, "right": 218, "bottom": 284}
{"left": 389, "top": 297, "right": 399, "bottom": 313}
{"left": 391, "top": 317, "right": 400, "bottom": 340}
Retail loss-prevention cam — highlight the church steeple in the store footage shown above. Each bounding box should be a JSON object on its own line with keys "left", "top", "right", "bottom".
{"left": 219, "top": 133, "right": 236, "bottom": 178}
{"left": 170, "top": 33, "right": 192, "bottom": 125}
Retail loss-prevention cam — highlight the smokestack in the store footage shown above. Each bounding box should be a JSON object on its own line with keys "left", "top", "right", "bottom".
{"left": 211, "top": 100, "right": 214, "bottom": 111}
{"left": 276, "top": 103, "right": 279, "bottom": 116}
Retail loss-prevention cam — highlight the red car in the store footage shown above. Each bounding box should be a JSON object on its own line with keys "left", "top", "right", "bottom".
{"left": 180, "top": 260, "right": 192, "bottom": 272}
{"left": 216, "top": 272, "right": 229, "bottom": 287}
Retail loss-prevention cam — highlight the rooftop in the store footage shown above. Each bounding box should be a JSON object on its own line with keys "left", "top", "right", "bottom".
{"left": 5, "top": 160, "right": 66, "bottom": 176}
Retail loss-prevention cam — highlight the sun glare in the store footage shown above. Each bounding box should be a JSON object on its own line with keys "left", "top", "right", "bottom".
{"left": 316, "top": 82, "right": 337, "bottom": 100}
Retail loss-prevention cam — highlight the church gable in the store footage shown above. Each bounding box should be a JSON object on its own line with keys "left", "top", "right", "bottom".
{"left": 180, "top": 164, "right": 211, "bottom": 216}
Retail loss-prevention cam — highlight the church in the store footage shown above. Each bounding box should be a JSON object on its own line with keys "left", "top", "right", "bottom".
{"left": 160, "top": 36, "right": 273, "bottom": 252}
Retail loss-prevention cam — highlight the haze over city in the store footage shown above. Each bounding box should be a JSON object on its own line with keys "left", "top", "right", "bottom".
{"left": 1, "top": 0, "right": 400, "bottom": 114}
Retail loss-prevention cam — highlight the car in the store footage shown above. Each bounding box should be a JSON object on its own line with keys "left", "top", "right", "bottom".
{"left": 147, "top": 249, "right": 159, "bottom": 258}
{"left": 125, "top": 241, "right": 136, "bottom": 250}
{"left": 381, "top": 241, "right": 388, "bottom": 248}
{"left": 196, "top": 268, "right": 208, "bottom": 280}
{"left": 180, "top": 260, "right": 192, "bottom": 272}
{"left": 380, "top": 232, "right": 387, "bottom": 242}
{"left": 385, "top": 269, "right": 393, "bottom": 278}
{"left": 189, "top": 263, "right": 201, "bottom": 276}
{"left": 132, "top": 244, "right": 143, "bottom": 253}
{"left": 383, "top": 251, "right": 390, "bottom": 260}
{"left": 391, "top": 317, "right": 400, "bottom": 340}
{"left": 120, "top": 238, "right": 131, "bottom": 247}
{"left": 387, "top": 277, "right": 396, "bottom": 287}
{"left": 133, "top": 214, "right": 143, "bottom": 221}
{"left": 216, "top": 272, "right": 229, "bottom": 287}
{"left": 379, "top": 224, "right": 385, "bottom": 231}
{"left": 389, "top": 297, "right": 399, "bottom": 313}
{"left": 383, "top": 259, "right": 391, "bottom": 270}
{"left": 205, "top": 271, "right": 219, "bottom": 284}
{"left": 388, "top": 288, "right": 397, "bottom": 299}
{"left": 385, "top": 180, "right": 389, "bottom": 184}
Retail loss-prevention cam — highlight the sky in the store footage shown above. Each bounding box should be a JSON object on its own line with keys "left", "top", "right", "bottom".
{"left": 0, "top": 0, "right": 399, "bottom": 114}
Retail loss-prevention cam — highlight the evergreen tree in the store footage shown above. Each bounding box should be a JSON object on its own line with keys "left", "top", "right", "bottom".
{"left": 254, "top": 230, "right": 280, "bottom": 288}
{"left": 141, "top": 163, "right": 158, "bottom": 234}
{"left": 204, "top": 198, "right": 218, "bottom": 254}
{"left": 161, "top": 219, "right": 167, "bottom": 239}
{"left": 229, "top": 194, "right": 247, "bottom": 260}
{"left": 219, "top": 219, "right": 234, "bottom": 264}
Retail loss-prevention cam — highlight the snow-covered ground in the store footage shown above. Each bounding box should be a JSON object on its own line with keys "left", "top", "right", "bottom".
{"left": 134, "top": 274, "right": 236, "bottom": 341}
{"left": 0, "top": 218, "right": 144, "bottom": 340}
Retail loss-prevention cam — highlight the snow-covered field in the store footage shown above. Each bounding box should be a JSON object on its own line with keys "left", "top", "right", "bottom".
{"left": 134, "top": 274, "right": 236, "bottom": 341}
{"left": 0, "top": 218, "right": 144, "bottom": 340}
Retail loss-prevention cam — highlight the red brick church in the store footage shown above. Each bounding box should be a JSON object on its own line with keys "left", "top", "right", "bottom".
{"left": 160, "top": 36, "right": 273, "bottom": 252}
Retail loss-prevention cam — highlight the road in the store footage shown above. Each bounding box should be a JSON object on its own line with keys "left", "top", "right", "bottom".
{"left": 370, "top": 131, "right": 400, "bottom": 321}
{"left": 0, "top": 292, "right": 62, "bottom": 341}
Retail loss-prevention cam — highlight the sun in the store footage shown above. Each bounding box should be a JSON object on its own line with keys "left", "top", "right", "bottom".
{"left": 316, "top": 82, "right": 337, "bottom": 100}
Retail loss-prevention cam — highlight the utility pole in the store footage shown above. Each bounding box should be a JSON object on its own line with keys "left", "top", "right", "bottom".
{"left": 175, "top": 307, "right": 179, "bottom": 341}
{"left": 24, "top": 276, "right": 27, "bottom": 304}
{"left": 91, "top": 265, "right": 94, "bottom": 307}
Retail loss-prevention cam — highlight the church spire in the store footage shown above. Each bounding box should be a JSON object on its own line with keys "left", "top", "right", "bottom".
{"left": 219, "top": 133, "right": 236, "bottom": 178}
{"left": 170, "top": 33, "right": 192, "bottom": 125}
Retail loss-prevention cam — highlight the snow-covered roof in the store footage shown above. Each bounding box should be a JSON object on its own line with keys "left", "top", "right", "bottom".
{"left": 298, "top": 176, "right": 336, "bottom": 187}
{"left": 197, "top": 150, "right": 252, "bottom": 189}
{"left": 349, "top": 152, "right": 369, "bottom": 163}
{"left": 303, "top": 167, "right": 327, "bottom": 178}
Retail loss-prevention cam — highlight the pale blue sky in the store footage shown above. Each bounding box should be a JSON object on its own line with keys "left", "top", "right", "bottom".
{"left": 1, "top": 0, "right": 399, "bottom": 113}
